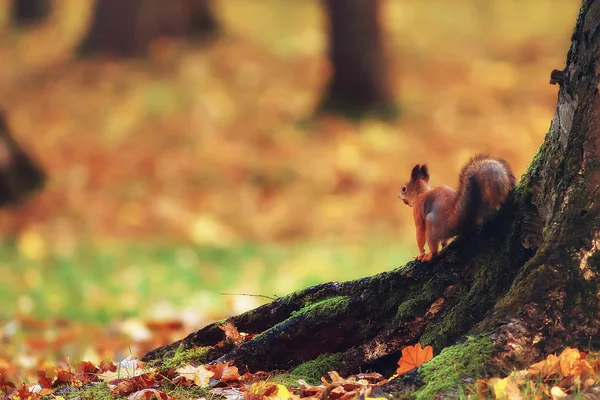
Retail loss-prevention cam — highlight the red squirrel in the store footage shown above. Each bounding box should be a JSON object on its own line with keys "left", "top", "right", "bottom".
{"left": 398, "top": 155, "right": 516, "bottom": 262}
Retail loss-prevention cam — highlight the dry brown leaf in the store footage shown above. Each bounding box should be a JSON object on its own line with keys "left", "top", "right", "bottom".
{"left": 529, "top": 354, "right": 560, "bottom": 379}
{"left": 219, "top": 321, "right": 244, "bottom": 346}
{"left": 208, "top": 362, "right": 240, "bottom": 382}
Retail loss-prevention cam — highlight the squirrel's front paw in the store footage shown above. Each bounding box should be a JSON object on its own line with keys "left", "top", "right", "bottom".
{"left": 421, "top": 253, "right": 433, "bottom": 262}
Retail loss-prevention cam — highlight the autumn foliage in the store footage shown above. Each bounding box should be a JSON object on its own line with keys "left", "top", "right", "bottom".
{"left": 4, "top": 334, "right": 600, "bottom": 399}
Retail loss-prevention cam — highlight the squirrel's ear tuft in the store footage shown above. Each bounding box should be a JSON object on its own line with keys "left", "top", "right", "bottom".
{"left": 410, "top": 165, "right": 421, "bottom": 181}
{"left": 420, "top": 165, "right": 429, "bottom": 180}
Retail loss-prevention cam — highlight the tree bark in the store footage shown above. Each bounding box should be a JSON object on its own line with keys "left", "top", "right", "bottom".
{"left": 318, "top": 0, "right": 395, "bottom": 119}
{"left": 143, "top": 0, "right": 600, "bottom": 385}
{"left": 80, "top": 0, "right": 218, "bottom": 56}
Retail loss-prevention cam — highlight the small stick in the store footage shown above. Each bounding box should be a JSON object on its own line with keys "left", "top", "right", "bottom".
{"left": 220, "top": 293, "right": 278, "bottom": 301}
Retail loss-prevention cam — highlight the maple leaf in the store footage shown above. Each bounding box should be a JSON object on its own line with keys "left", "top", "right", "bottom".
{"left": 78, "top": 361, "right": 100, "bottom": 383}
{"left": 53, "top": 364, "right": 75, "bottom": 387}
{"left": 13, "top": 383, "right": 40, "bottom": 400}
{"left": 219, "top": 321, "right": 244, "bottom": 346}
{"left": 35, "top": 370, "right": 52, "bottom": 389}
{"left": 396, "top": 343, "right": 433, "bottom": 375}
{"left": 0, "top": 371, "right": 15, "bottom": 395}
{"left": 98, "top": 360, "right": 117, "bottom": 374}
{"left": 176, "top": 364, "right": 214, "bottom": 387}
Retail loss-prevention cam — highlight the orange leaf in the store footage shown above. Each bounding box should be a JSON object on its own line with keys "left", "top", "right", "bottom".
{"left": 559, "top": 347, "right": 581, "bottom": 377}
{"left": 529, "top": 354, "right": 560, "bottom": 379}
{"left": 396, "top": 343, "right": 433, "bottom": 375}
{"left": 575, "top": 360, "right": 596, "bottom": 382}
{"left": 219, "top": 321, "right": 244, "bottom": 346}
{"left": 207, "top": 362, "right": 240, "bottom": 382}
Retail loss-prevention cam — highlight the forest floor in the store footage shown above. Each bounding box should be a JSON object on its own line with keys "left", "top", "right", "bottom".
{"left": 0, "top": 0, "right": 583, "bottom": 396}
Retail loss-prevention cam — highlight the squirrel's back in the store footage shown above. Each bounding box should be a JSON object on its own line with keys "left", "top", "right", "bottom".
{"left": 452, "top": 154, "right": 516, "bottom": 233}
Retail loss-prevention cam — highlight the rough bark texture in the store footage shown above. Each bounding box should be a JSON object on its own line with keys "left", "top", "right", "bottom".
{"left": 81, "top": 0, "right": 218, "bottom": 56}
{"left": 143, "top": 0, "right": 600, "bottom": 384}
{"left": 318, "top": 0, "right": 395, "bottom": 119}
{"left": 473, "top": 0, "right": 600, "bottom": 370}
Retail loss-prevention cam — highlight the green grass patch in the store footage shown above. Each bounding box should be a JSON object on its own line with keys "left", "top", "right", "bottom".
{"left": 0, "top": 241, "right": 411, "bottom": 323}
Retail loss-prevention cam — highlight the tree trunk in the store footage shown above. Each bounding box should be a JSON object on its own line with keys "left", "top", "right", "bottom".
{"left": 12, "top": 0, "right": 51, "bottom": 24}
{"left": 318, "top": 0, "right": 395, "bottom": 119}
{"left": 143, "top": 0, "right": 600, "bottom": 387}
{"left": 80, "top": 0, "right": 218, "bottom": 56}
{"left": 0, "top": 112, "right": 46, "bottom": 205}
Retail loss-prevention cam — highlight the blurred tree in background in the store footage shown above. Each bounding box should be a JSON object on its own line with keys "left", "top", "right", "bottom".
{"left": 13, "top": 0, "right": 50, "bottom": 24}
{"left": 81, "top": 0, "right": 219, "bottom": 56}
{"left": 0, "top": 112, "right": 45, "bottom": 205}
{"left": 319, "top": 0, "right": 394, "bottom": 119}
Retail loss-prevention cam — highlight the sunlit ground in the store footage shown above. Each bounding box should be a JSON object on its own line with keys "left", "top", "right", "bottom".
{"left": 0, "top": 0, "right": 581, "bottom": 383}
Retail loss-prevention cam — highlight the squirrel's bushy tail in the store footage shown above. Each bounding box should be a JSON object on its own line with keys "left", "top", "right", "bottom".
{"left": 452, "top": 155, "right": 516, "bottom": 234}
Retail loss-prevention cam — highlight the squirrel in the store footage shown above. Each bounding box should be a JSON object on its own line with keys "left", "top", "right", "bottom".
{"left": 398, "top": 154, "right": 516, "bottom": 262}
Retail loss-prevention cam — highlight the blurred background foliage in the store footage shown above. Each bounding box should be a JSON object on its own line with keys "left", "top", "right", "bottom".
{"left": 0, "top": 0, "right": 580, "bottom": 382}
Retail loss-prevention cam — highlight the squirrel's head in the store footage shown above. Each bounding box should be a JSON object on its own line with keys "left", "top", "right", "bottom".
{"left": 398, "top": 164, "right": 430, "bottom": 207}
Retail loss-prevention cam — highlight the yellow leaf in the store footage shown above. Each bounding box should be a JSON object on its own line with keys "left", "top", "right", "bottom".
{"left": 18, "top": 229, "right": 46, "bottom": 261}
{"left": 336, "top": 141, "right": 362, "bottom": 172}
{"left": 490, "top": 377, "right": 507, "bottom": 399}
{"left": 550, "top": 385, "right": 567, "bottom": 399}
{"left": 558, "top": 347, "right": 581, "bottom": 377}
{"left": 176, "top": 364, "right": 214, "bottom": 387}
{"left": 188, "top": 214, "right": 235, "bottom": 246}
{"left": 274, "top": 384, "right": 291, "bottom": 399}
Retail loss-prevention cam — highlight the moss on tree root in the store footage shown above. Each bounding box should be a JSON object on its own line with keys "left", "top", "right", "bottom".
{"left": 143, "top": 198, "right": 532, "bottom": 375}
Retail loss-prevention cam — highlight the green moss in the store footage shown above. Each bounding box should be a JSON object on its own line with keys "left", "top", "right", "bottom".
{"left": 395, "top": 278, "right": 446, "bottom": 320}
{"left": 162, "top": 345, "right": 211, "bottom": 370}
{"left": 290, "top": 350, "right": 358, "bottom": 385}
{"left": 270, "top": 373, "right": 304, "bottom": 388}
{"left": 291, "top": 296, "right": 351, "bottom": 319}
{"left": 414, "top": 336, "right": 493, "bottom": 400}
{"left": 64, "top": 383, "right": 123, "bottom": 400}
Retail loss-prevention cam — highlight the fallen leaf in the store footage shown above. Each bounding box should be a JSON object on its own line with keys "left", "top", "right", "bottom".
{"left": 274, "top": 383, "right": 291, "bottom": 399}
{"left": 208, "top": 362, "right": 240, "bottom": 382}
{"left": 550, "top": 385, "right": 567, "bottom": 399}
{"left": 396, "top": 343, "right": 433, "bottom": 375}
{"left": 219, "top": 321, "right": 244, "bottom": 346}
{"left": 176, "top": 364, "right": 214, "bottom": 387}
{"left": 128, "top": 388, "right": 171, "bottom": 400}
{"left": 529, "top": 354, "right": 560, "bottom": 379}
{"left": 559, "top": 347, "right": 581, "bottom": 377}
